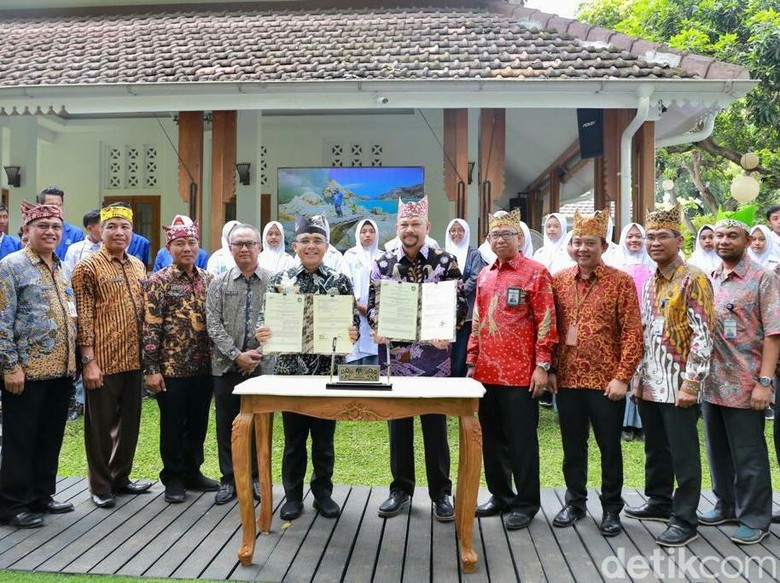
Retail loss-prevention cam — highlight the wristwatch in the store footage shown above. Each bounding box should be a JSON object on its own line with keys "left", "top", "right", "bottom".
{"left": 536, "top": 362, "right": 551, "bottom": 372}
{"left": 757, "top": 376, "right": 774, "bottom": 388}
{"left": 81, "top": 355, "right": 94, "bottom": 365}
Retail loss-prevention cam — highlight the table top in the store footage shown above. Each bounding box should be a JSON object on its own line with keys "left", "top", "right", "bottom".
{"left": 234, "top": 374, "right": 485, "bottom": 399}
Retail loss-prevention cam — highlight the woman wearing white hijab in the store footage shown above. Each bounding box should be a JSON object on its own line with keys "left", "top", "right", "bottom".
{"left": 687, "top": 224, "right": 720, "bottom": 275}
{"left": 258, "top": 221, "right": 295, "bottom": 275}
{"left": 342, "top": 219, "right": 381, "bottom": 365}
{"left": 549, "top": 231, "right": 576, "bottom": 274}
{"left": 748, "top": 224, "right": 780, "bottom": 269}
{"left": 206, "top": 220, "right": 239, "bottom": 275}
{"left": 444, "top": 219, "right": 486, "bottom": 377}
{"left": 533, "top": 213, "right": 568, "bottom": 271}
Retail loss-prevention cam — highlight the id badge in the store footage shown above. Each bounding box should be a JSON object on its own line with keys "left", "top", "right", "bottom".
{"left": 506, "top": 287, "right": 521, "bottom": 306}
{"left": 67, "top": 301, "right": 78, "bottom": 318}
{"left": 565, "top": 325, "right": 577, "bottom": 347}
{"left": 724, "top": 317, "right": 737, "bottom": 339}
{"left": 651, "top": 316, "right": 664, "bottom": 336}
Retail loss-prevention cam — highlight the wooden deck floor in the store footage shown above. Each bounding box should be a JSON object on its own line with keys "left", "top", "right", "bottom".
{"left": 2, "top": 478, "right": 780, "bottom": 581}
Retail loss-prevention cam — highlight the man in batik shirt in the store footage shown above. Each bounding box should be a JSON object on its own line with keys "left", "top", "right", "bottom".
{"left": 143, "top": 215, "right": 219, "bottom": 504}
{"left": 698, "top": 206, "right": 780, "bottom": 545}
{"left": 467, "top": 209, "right": 557, "bottom": 530}
{"left": 550, "top": 209, "right": 643, "bottom": 537}
{"left": 256, "top": 215, "right": 359, "bottom": 521}
{"left": 624, "top": 206, "right": 714, "bottom": 547}
{"left": 367, "top": 195, "right": 467, "bottom": 522}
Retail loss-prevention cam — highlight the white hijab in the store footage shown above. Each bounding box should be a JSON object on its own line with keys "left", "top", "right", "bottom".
{"left": 688, "top": 224, "right": 720, "bottom": 274}
{"left": 259, "top": 221, "right": 294, "bottom": 274}
{"left": 549, "top": 231, "right": 576, "bottom": 274}
{"left": 748, "top": 225, "right": 780, "bottom": 267}
{"left": 206, "top": 220, "right": 239, "bottom": 275}
{"left": 533, "top": 213, "right": 568, "bottom": 269}
{"left": 353, "top": 218, "right": 380, "bottom": 268}
{"left": 445, "top": 218, "right": 470, "bottom": 269}
{"left": 614, "top": 223, "right": 655, "bottom": 269}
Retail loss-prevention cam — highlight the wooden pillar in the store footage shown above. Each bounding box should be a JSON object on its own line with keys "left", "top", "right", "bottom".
{"left": 443, "top": 109, "right": 469, "bottom": 218}
{"left": 177, "top": 111, "right": 204, "bottom": 224}
{"left": 211, "top": 111, "right": 237, "bottom": 253}
{"left": 633, "top": 121, "right": 656, "bottom": 226}
{"left": 549, "top": 170, "right": 561, "bottom": 214}
{"left": 478, "top": 108, "right": 505, "bottom": 237}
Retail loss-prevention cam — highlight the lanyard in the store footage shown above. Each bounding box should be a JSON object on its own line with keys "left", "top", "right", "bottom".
{"left": 573, "top": 275, "right": 597, "bottom": 322}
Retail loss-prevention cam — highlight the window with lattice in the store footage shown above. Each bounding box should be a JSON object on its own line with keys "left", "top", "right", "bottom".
{"left": 104, "top": 144, "right": 159, "bottom": 190}
{"left": 259, "top": 145, "right": 268, "bottom": 186}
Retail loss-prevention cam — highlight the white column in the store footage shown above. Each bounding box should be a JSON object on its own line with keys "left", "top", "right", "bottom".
{"left": 236, "top": 110, "right": 262, "bottom": 228}
{"left": 4, "top": 116, "right": 39, "bottom": 231}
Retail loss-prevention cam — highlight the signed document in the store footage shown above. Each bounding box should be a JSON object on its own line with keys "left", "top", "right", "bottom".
{"left": 419, "top": 280, "right": 458, "bottom": 342}
{"left": 312, "top": 294, "right": 354, "bottom": 354}
{"left": 263, "top": 292, "right": 305, "bottom": 353}
{"left": 376, "top": 280, "right": 419, "bottom": 341}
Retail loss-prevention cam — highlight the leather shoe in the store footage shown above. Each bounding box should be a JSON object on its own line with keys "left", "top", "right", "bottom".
{"left": 280, "top": 499, "right": 303, "bottom": 521}
{"left": 553, "top": 505, "right": 585, "bottom": 528}
{"left": 378, "top": 491, "right": 410, "bottom": 518}
{"left": 214, "top": 483, "right": 236, "bottom": 505}
{"left": 253, "top": 480, "right": 261, "bottom": 502}
{"left": 433, "top": 496, "right": 455, "bottom": 522}
{"left": 505, "top": 512, "right": 532, "bottom": 530}
{"left": 624, "top": 502, "right": 671, "bottom": 522}
{"left": 113, "top": 480, "right": 152, "bottom": 495}
{"left": 313, "top": 497, "right": 340, "bottom": 519}
{"left": 3, "top": 512, "right": 43, "bottom": 529}
{"left": 475, "top": 497, "right": 507, "bottom": 518}
{"left": 656, "top": 524, "right": 698, "bottom": 547}
{"left": 183, "top": 473, "right": 219, "bottom": 492}
{"left": 773, "top": 511, "right": 780, "bottom": 524}
{"left": 164, "top": 481, "right": 186, "bottom": 504}
{"left": 30, "top": 499, "right": 74, "bottom": 514}
{"left": 600, "top": 511, "right": 623, "bottom": 537}
{"left": 91, "top": 493, "right": 116, "bottom": 509}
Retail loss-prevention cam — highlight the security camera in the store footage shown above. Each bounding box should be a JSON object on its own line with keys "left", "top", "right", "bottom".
{"left": 376, "top": 96, "right": 389, "bottom": 105}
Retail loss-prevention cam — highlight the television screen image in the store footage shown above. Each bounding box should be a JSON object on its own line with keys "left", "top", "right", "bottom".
{"left": 277, "top": 166, "right": 425, "bottom": 251}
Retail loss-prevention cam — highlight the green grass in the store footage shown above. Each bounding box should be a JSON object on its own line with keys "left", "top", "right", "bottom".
{"left": 58, "top": 399, "right": 780, "bottom": 490}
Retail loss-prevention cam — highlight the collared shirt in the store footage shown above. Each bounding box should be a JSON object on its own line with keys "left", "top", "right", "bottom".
{"left": 72, "top": 246, "right": 146, "bottom": 375}
{"left": 206, "top": 264, "right": 273, "bottom": 376}
{"left": 467, "top": 252, "right": 557, "bottom": 386}
{"left": 367, "top": 244, "right": 467, "bottom": 377}
{"left": 55, "top": 221, "right": 85, "bottom": 261}
{"left": 705, "top": 256, "right": 780, "bottom": 408}
{"left": 262, "top": 263, "right": 360, "bottom": 375}
{"left": 143, "top": 264, "right": 213, "bottom": 378}
{"left": 552, "top": 263, "right": 643, "bottom": 389}
{"left": 0, "top": 247, "right": 76, "bottom": 380}
{"left": 63, "top": 238, "right": 102, "bottom": 276}
{"left": 638, "top": 257, "right": 714, "bottom": 403}
{"left": 0, "top": 233, "right": 22, "bottom": 262}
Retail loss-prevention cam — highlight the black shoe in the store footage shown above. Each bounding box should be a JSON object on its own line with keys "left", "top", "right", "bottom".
{"left": 164, "top": 481, "right": 186, "bottom": 504}
{"left": 3, "top": 512, "right": 44, "bottom": 529}
{"left": 656, "top": 524, "right": 698, "bottom": 547}
{"left": 214, "top": 483, "right": 236, "bottom": 505}
{"left": 280, "top": 499, "right": 303, "bottom": 521}
{"left": 475, "top": 497, "right": 507, "bottom": 518}
{"left": 113, "top": 480, "right": 152, "bottom": 495}
{"left": 378, "top": 491, "right": 410, "bottom": 518}
{"left": 772, "top": 511, "right": 780, "bottom": 524}
{"left": 30, "top": 499, "right": 74, "bottom": 514}
{"left": 624, "top": 502, "right": 671, "bottom": 522}
{"left": 553, "top": 505, "right": 585, "bottom": 528}
{"left": 433, "top": 496, "right": 455, "bottom": 522}
{"left": 91, "top": 493, "right": 116, "bottom": 509}
{"left": 600, "top": 511, "right": 623, "bottom": 537}
{"left": 183, "top": 473, "right": 220, "bottom": 492}
{"left": 253, "top": 480, "right": 261, "bottom": 502}
{"left": 505, "top": 512, "right": 532, "bottom": 530}
{"left": 621, "top": 430, "right": 634, "bottom": 442}
{"left": 313, "top": 497, "right": 340, "bottom": 518}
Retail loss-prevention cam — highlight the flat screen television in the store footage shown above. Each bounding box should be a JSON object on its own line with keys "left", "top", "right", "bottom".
{"left": 277, "top": 166, "right": 425, "bottom": 251}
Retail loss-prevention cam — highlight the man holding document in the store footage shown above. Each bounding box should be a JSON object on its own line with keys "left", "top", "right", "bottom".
{"left": 367, "top": 195, "right": 467, "bottom": 522}
{"left": 256, "top": 215, "right": 359, "bottom": 521}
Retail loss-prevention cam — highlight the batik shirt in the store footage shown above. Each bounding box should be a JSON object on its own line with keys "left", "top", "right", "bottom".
{"left": 467, "top": 252, "right": 557, "bottom": 387}
{"left": 260, "top": 263, "right": 360, "bottom": 375}
{"left": 367, "top": 244, "right": 466, "bottom": 377}
{"left": 552, "top": 263, "right": 643, "bottom": 390}
{"left": 143, "top": 264, "right": 213, "bottom": 378}
{"left": 638, "top": 257, "right": 714, "bottom": 403}
{"left": 0, "top": 247, "right": 76, "bottom": 380}
{"left": 705, "top": 257, "right": 780, "bottom": 409}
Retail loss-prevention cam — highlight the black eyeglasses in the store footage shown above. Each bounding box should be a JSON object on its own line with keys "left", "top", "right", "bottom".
{"left": 230, "top": 241, "right": 259, "bottom": 249}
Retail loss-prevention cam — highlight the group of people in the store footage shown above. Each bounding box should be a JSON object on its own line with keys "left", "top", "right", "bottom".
{"left": 1, "top": 189, "right": 779, "bottom": 554}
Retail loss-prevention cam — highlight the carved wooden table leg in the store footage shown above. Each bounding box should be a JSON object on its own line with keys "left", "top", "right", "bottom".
{"left": 255, "top": 411, "right": 273, "bottom": 533}
{"left": 232, "top": 411, "right": 255, "bottom": 566}
{"left": 456, "top": 412, "right": 482, "bottom": 574}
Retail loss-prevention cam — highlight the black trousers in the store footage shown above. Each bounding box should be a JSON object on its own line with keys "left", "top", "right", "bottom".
{"left": 556, "top": 388, "right": 625, "bottom": 513}
{"left": 84, "top": 370, "right": 142, "bottom": 495}
{"left": 702, "top": 402, "right": 771, "bottom": 529}
{"left": 0, "top": 376, "right": 70, "bottom": 518}
{"left": 388, "top": 415, "right": 451, "bottom": 500}
{"left": 450, "top": 321, "right": 472, "bottom": 378}
{"left": 638, "top": 399, "right": 701, "bottom": 529}
{"left": 479, "top": 384, "right": 540, "bottom": 516}
{"left": 281, "top": 412, "right": 336, "bottom": 502}
{"left": 157, "top": 376, "right": 213, "bottom": 486}
{"left": 213, "top": 372, "right": 257, "bottom": 485}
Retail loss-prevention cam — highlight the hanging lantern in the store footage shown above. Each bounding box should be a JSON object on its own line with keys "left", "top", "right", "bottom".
{"left": 730, "top": 174, "right": 760, "bottom": 204}
{"left": 740, "top": 152, "right": 759, "bottom": 170}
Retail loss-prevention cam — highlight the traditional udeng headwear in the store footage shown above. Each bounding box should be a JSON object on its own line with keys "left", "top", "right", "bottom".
{"left": 397, "top": 195, "right": 429, "bottom": 220}
{"left": 100, "top": 204, "right": 133, "bottom": 223}
{"left": 163, "top": 214, "right": 199, "bottom": 243}
{"left": 645, "top": 205, "right": 681, "bottom": 232}
{"left": 715, "top": 205, "right": 756, "bottom": 233}
{"left": 488, "top": 209, "right": 521, "bottom": 231}
{"left": 572, "top": 208, "right": 610, "bottom": 239}
{"left": 20, "top": 200, "right": 63, "bottom": 225}
{"left": 294, "top": 214, "right": 328, "bottom": 239}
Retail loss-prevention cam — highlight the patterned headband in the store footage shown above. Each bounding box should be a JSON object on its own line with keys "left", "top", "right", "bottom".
{"left": 163, "top": 215, "right": 199, "bottom": 243}
{"left": 397, "top": 195, "right": 429, "bottom": 220}
{"left": 645, "top": 205, "right": 681, "bottom": 232}
{"left": 21, "top": 200, "right": 62, "bottom": 225}
{"left": 100, "top": 205, "right": 133, "bottom": 223}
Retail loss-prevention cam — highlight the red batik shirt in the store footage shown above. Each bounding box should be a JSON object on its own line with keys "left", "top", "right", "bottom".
{"left": 467, "top": 253, "right": 558, "bottom": 386}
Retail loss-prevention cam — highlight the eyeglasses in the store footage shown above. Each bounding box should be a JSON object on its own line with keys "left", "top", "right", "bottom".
{"left": 31, "top": 222, "right": 63, "bottom": 232}
{"left": 296, "top": 237, "right": 327, "bottom": 246}
{"left": 230, "top": 240, "right": 259, "bottom": 249}
{"left": 488, "top": 231, "right": 518, "bottom": 241}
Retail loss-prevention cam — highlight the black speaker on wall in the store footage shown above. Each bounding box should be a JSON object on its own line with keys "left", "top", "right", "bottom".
{"left": 577, "top": 109, "right": 604, "bottom": 159}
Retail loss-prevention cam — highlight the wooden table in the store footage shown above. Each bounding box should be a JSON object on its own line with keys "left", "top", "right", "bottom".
{"left": 231, "top": 375, "right": 485, "bottom": 573}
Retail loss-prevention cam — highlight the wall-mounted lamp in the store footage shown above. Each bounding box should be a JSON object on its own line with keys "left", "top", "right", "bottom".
{"left": 235, "top": 163, "right": 251, "bottom": 186}
{"left": 467, "top": 161, "right": 476, "bottom": 185}
{"left": 4, "top": 166, "right": 20, "bottom": 187}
